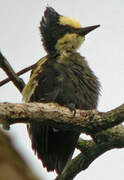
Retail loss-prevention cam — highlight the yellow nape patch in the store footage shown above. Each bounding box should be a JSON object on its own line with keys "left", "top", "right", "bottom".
{"left": 59, "top": 16, "right": 82, "bottom": 28}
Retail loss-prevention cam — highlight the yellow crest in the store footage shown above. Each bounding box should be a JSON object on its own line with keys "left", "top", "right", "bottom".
{"left": 59, "top": 16, "right": 82, "bottom": 28}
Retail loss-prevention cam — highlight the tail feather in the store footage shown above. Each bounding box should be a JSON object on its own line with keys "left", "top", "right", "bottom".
{"left": 28, "top": 122, "right": 79, "bottom": 174}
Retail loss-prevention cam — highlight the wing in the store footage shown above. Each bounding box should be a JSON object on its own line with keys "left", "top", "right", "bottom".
{"left": 22, "top": 55, "right": 60, "bottom": 103}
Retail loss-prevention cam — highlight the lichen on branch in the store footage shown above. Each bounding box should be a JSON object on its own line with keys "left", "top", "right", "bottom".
{"left": 0, "top": 102, "right": 124, "bottom": 135}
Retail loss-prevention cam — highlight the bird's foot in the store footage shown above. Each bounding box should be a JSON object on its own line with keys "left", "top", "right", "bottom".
{"left": 65, "top": 103, "right": 76, "bottom": 117}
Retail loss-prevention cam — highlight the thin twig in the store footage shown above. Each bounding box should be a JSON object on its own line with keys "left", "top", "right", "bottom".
{"left": 0, "top": 52, "right": 25, "bottom": 92}
{"left": 0, "top": 63, "right": 36, "bottom": 87}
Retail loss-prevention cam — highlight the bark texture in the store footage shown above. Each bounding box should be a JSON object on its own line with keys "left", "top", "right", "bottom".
{"left": 0, "top": 102, "right": 124, "bottom": 134}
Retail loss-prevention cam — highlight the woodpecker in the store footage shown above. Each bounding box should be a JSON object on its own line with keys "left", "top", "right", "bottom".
{"left": 22, "top": 7, "right": 100, "bottom": 174}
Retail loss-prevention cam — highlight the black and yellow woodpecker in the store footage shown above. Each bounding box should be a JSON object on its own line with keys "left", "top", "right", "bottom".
{"left": 22, "top": 7, "right": 100, "bottom": 174}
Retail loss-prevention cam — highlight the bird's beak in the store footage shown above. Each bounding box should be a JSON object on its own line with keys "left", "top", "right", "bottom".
{"left": 78, "top": 25, "right": 100, "bottom": 36}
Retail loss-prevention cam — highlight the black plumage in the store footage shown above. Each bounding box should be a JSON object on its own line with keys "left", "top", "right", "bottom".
{"left": 22, "top": 7, "right": 100, "bottom": 174}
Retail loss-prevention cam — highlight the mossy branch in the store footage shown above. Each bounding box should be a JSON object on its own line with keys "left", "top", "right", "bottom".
{"left": 0, "top": 102, "right": 124, "bottom": 135}
{"left": 56, "top": 125, "right": 124, "bottom": 180}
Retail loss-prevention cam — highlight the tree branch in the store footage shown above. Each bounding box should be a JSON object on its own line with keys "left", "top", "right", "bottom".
{"left": 0, "top": 51, "right": 25, "bottom": 92}
{"left": 0, "top": 102, "right": 124, "bottom": 135}
{"left": 0, "top": 63, "right": 36, "bottom": 87}
{"left": 56, "top": 125, "right": 124, "bottom": 180}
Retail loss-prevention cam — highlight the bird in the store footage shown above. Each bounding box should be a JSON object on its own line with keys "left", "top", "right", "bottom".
{"left": 22, "top": 7, "right": 100, "bottom": 174}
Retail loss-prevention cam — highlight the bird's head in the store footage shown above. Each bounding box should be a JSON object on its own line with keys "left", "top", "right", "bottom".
{"left": 39, "top": 7, "right": 100, "bottom": 55}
